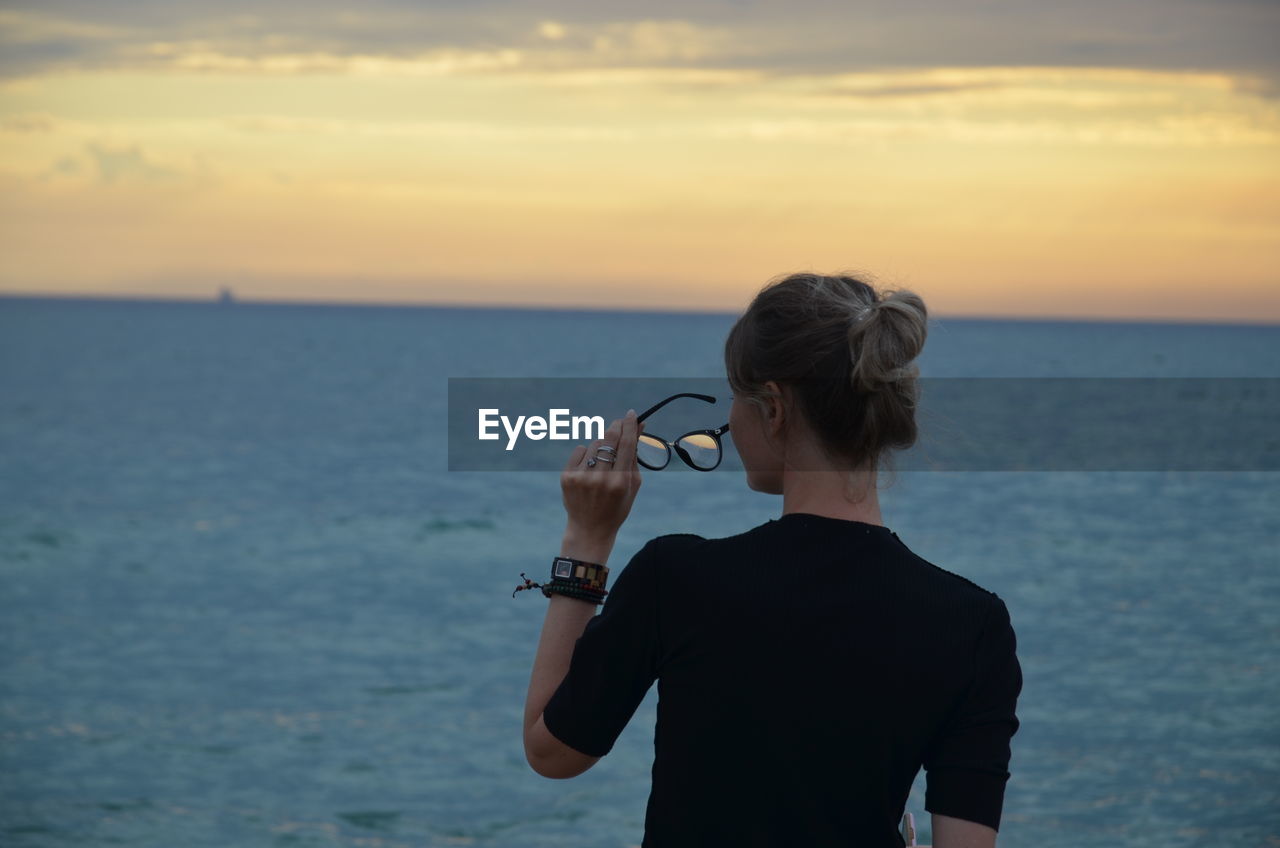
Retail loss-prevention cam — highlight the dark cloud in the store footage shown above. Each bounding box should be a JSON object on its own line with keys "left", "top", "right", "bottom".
{"left": 1, "top": 0, "right": 1277, "bottom": 83}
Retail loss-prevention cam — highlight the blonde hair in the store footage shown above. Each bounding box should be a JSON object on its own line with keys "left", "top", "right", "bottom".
{"left": 723, "top": 272, "right": 928, "bottom": 472}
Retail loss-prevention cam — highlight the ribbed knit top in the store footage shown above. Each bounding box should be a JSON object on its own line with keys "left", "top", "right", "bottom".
{"left": 544, "top": 513, "right": 1023, "bottom": 847}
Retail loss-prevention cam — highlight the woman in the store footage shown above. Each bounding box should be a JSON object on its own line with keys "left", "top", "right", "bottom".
{"left": 522, "top": 273, "right": 1023, "bottom": 847}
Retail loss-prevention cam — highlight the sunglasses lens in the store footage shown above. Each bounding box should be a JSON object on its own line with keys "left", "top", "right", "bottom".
{"left": 637, "top": 434, "right": 671, "bottom": 469}
{"left": 676, "top": 433, "right": 721, "bottom": 470}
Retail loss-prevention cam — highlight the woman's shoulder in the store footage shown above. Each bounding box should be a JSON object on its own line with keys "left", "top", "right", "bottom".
{"left": 639, "top": 530, "right": 710, "bottom": 558}
{"left": 629, "top": 525, "right": 753, "bottom": 570}
{"left": 896, "top": 542, "right": 1009, "bottom": 606}
{"left": 641, "top": 521, "right": 768, "bottom": 555}
{"left": 892, "top": 545, "right": 1018, "bottom": 643}
{"left": 903, "top": 547, "right": 1003, "bottom": 600}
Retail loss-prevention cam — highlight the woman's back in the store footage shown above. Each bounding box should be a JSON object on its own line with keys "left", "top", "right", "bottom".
{"left": 525, "top": 273, "right": 1022, "bottom": 846}
{"left": 543, "top": 513, "right": 1023, "bottom": 847}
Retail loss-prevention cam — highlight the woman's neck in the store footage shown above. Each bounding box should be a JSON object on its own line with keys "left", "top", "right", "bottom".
{"left": 780, "top": 469, "right": 884, "bottom": 526}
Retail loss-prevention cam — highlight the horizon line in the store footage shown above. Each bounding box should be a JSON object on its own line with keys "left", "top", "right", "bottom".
{"left": 2, "top": 289, "right": 1278, "bottom": 329}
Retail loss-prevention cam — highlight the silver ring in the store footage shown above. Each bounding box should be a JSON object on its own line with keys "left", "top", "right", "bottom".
{"left": 594, "top": 455, "right": 615, "bottom": 464}
{"left": 596, "top": 445, "right": 617, "bottom": 455}
{"left": 586, "top": 457, "right": 597, "bottom": 467}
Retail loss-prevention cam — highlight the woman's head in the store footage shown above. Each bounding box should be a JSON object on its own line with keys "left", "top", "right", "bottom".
{"left": 723, "top": 272, "right": 927, "bottom": 492}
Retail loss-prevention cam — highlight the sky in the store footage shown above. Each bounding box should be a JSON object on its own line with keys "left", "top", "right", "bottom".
{"left": 1, "top": 1, "right": 1278, "bottom": 322}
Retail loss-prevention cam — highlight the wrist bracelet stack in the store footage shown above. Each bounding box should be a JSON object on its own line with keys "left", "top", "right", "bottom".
{"left": 512, "top": 556, "right": 610, "bottom": 605}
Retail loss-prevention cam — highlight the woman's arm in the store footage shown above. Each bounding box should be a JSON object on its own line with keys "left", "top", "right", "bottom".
{"left": 522, "top": 412, "right": 643, "bottom": 777}
{"left": 522, "top": 532, "right": 615, "bottom": 778}
{"left": 932, "top": 811, "right": 998, "bottom": 848}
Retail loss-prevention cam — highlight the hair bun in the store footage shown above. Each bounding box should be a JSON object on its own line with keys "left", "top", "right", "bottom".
{"left": 848, "top": 289, "right": 927, "bottom": 395}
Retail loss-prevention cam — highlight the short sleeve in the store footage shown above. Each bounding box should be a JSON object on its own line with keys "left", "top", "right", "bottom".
{"left": 923, "top": 594, "right": 1023, "bottom": 831}
{"left": 541, "top": 539, "right": 661, "bottom": 758}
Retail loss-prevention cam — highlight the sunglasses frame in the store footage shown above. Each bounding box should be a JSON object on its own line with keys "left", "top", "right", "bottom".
{"left": 635, "top": 393, "right": 732, "bottom": 472}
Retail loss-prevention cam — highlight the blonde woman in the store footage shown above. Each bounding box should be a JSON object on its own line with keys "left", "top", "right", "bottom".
{"left": 523, "top": 273, "right": 1023, "bottom": 847}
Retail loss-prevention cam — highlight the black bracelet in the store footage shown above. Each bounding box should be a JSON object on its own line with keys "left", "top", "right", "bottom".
{"left": 542, "top": 581, "right": 608, "bottom": 604}
{"left": 544, "top": 579, "right": 607, "bottom": 597}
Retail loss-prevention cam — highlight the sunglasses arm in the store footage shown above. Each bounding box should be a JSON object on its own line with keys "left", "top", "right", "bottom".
{"left": 636, "top": 392, "right": 717, "bottom": 424}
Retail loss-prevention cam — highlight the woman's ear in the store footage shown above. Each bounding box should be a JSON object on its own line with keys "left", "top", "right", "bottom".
{"left": 762, "top": 380, "right": 787, "bottom": 437}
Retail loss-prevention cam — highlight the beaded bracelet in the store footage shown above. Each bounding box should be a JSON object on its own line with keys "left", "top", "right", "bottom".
{"left": 512, "top": 574, "right": 609, "bottom": 604}
{"left": 543, "top": 581, "right": 608, "bottom": 604}
{"left": 543, "top": 576, "right": 606, "bottom": 595}
{"left": 550, "top": 575, "right": 606, "bottom": 591}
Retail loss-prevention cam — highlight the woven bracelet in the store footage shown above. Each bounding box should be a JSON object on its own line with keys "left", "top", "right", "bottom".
{"left": 542, "top": 581, "right": 608, "bottom": 604}
{"left": 511, "top": 575, "right": 608, "bottom": 603}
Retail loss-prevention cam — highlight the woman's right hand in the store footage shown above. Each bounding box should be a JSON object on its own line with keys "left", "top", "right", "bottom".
{"left": 559, "top": 409, "right": 644, "bottom": 559}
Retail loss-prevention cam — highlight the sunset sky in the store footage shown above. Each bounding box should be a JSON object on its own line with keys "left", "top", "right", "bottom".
{"left": 1, "top": 1, "right": 1277, "bottom": 322}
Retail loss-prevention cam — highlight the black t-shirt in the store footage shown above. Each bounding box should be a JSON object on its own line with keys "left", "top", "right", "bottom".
{"left": 543, "top": 512, "right": 1023, "bottom": 847}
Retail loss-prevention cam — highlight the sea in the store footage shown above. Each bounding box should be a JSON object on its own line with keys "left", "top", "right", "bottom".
{"left": 1, "top": 295, "right": 1277, "bottom": 848}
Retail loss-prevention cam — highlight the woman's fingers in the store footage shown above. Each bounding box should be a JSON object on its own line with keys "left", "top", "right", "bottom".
{"left": 568, "top": 415, "right": 622, "bottom": 471}
{"left": 600, "top": 415, "right": 623, "bottom": 450}
{"left": 563, "top": 410, "right": 645, "bottom": 471}
{"left": 587, "top": 417, "right": 623, "bottom": 466}
{"left": 616, "top": 409, "right": 638, "bottom": 470}
{"left": 563, "top": 443, "right": 587, "bottom": 471}
{"left": 560, "top": 411, "right": 644, "bottom": 537}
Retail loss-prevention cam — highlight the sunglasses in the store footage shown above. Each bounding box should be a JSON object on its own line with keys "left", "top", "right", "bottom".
{"left": 635, "top": 393, "right": 731, "bottom": 471}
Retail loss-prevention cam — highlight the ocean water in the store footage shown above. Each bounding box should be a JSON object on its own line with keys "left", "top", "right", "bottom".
{"left": 1, "top": 296, "right": 1277, "bottom": 848}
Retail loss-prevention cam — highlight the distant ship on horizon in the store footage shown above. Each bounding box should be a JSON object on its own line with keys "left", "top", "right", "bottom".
{"left": 218, "top": 286, "right": 236, "bottom": 305}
